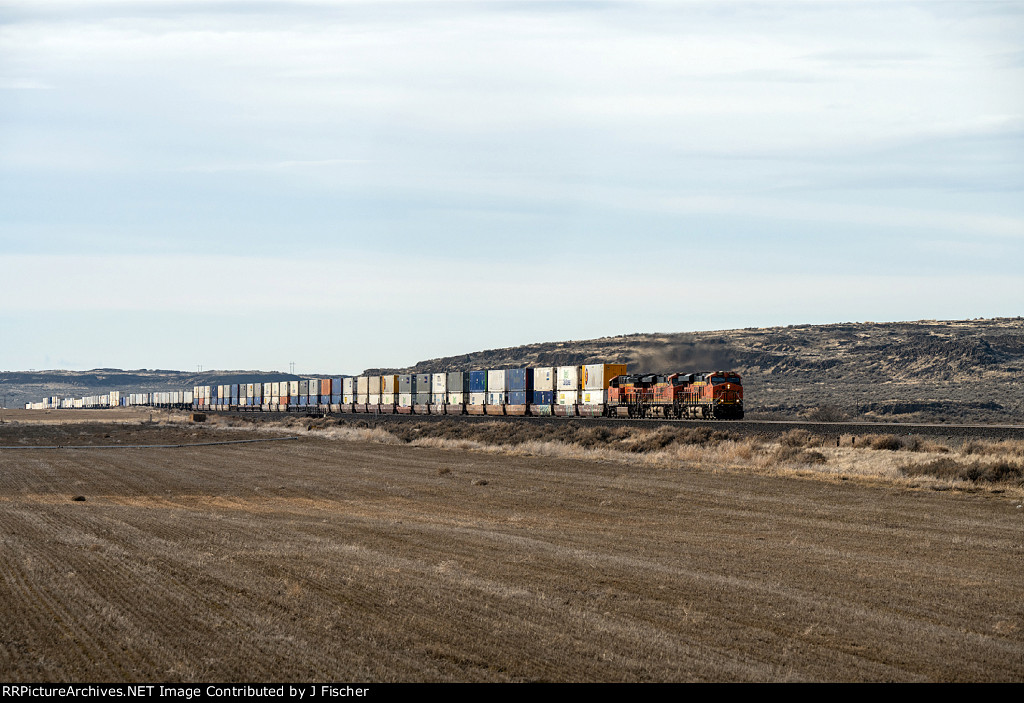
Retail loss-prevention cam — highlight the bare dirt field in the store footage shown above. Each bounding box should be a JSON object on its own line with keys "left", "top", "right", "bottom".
{"left": 1, "top": 412, "right": 1022, "bottom": 682}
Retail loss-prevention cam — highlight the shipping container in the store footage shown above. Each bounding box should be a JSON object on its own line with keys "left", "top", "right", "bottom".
{"left": 321, "top": 379, "right": 332, "bottom": 396}
{"left": 507, "top": 368, "right": 532, "bottom": 392}
{"left": 369, "top": 394, "right": 381, "bottom": 405}
{"left": 289, "top": 381, "right": 300, "bottom": 396}
{"left": 381, "top": 375, "right": 398, "bottom": 394}
{"left": 487, "top": 369, "right": 508, "bottom": 393}
{"left": 531, "top": 390, "right": 554, "bottom": 405}
{"left": 557, "top": 391, "right": 579, "bottom": 405}
{"left": 356, "top": 377, "right": 369, "bottom": 395}
{"left": 448, "top": 392, "right": 465, "bottom": 404}
{"left": 469, "top": 371, "right": 487, "bottom": 393}
{"left": 398, "top": 375, "right": 412, "bottom": 393}
{"left": 414, "top": 392, "right": 431, "bottom": 405}
{"left": 331, "top": 378, "right": 343, "bottom": 395}
{"left": 469, "top": 392, "right": 487, "bottom": 405}
{"left": 381, "top": 393, "right": 396, "bottom": 405}
{"left": 431, "top": 373, "right": 447, "bottom": 394}
{"left": 557, "top": 366, "right": 580, "bottom": 390}
{"left": 508, "top": 391, "right": 527, "bottom": 405}
{"left": 414, "top": 374, "right": 431, "bottom": 393}
{"left": 398, "top": 393, "right": 413, "bottom": 407}
{"left": 431, "top": 393, "right": 446, "bottom": 404}
{"left": 580, "top": 389, "right": 606, "bottom": 405}
{"left": 582, "top": 364, "right": 628, "bottom": 391}
{"left": 369, "top": 376, "right": 382, "bottom": 394}
{"left": 487, "top": 391, "right": 506, "bottom": 405}
{"left": 343, "top": 378, "right": 355, "bottom": 395}
{"left": 447, "top": 371, "right": 469, "bottom": 393}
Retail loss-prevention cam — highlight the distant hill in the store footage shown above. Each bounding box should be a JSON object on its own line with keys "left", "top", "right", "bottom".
{"left": 0, "top": 370, "right": 305, "bottom": 412}
{"left": 383, "top": 317, "right": 1024, "bottom": 424}
{"left": 4, "top": 318, "right": 1022, "bottom": 423}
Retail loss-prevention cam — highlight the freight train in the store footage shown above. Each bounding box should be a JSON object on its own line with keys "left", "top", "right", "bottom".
{"left": 28, "top": 364, "right": 744, "bottom": 420}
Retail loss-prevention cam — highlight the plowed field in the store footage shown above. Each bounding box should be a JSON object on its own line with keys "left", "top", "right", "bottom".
{"left": 1, "top": 419, "right": 1021, "bottom": 682}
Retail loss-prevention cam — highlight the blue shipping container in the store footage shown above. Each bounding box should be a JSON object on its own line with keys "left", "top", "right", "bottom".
{"left": 508, "top": 391, "right": 527, "bottom": 405}
{"left": 508, "top": 368, "right": 532, "bottom": 392}
{"left": 469, "top": 370, "right": 488, "bottom": 393}
{"left": 332, "top": 378, "right": 343, "bottom": 394}
{"left": 331, "top": 395, "right": 342, "bottom": 404}
{"left": 530, "top": 390, "right": 554, "bottom": 405}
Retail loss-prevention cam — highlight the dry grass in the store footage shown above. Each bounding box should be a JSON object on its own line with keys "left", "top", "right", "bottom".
{"left": 276, "top": 420, "right": 1024, "bottom": 496}
{"left": 15, "top": 410, "right": 1016, "bottom": 495}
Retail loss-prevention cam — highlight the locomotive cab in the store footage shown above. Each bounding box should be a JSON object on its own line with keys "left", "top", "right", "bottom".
{"left": 708, "top": 371, "right": 743, "bottom": 419}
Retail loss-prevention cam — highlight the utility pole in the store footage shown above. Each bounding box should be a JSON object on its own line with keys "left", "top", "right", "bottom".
{"left": 290, "top": 361, "right": 295, "bottom": 375}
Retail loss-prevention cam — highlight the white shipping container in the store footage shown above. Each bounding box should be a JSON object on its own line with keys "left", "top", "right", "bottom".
{"left": 580, "top": 390, "right": 606, "bottom": 405}
{"left": 381, "top": 393, "right": 396, "bottom": 405}
{"left": 448, "top": 392, "right": 465, "bottom": 404}
{"left": 432, "top": 373, "right": 447, "bottom": 394}
{"left": 557, "top": 366, "right": 580, "bottom": 390}
{"left": 431, "top": 393, "right": 446, "bottom": 404}
{"left": 369, "top": 394, "right": 381, "bottom": 405}
{"left": 487, "top": 391, "right": 506, "bottom": 405}
{"left": 582, "top": 364, "right": 627, "bottom": 391}
{"left": 398, "top": 393, "right": 413, "bottom": 407}
{"left": 356, "top": 394, "right": 369, "bottom": 405}
{"left": 469, "top": 392, "right": 487, "bottom": 406}
{"left": 289, "top": 381, "right": 299, "bottom": 396}
{"left": 343, "top": 394, "right": 355, "bottom": 404}
{"left": 487, "top": 369, "right": 507, "bottom": 393}
{"left": 533, "top": 367, "right": 554, "bottom": 392}
{"left": 356, "top": 377, "right": 369, "bottom": 395}
{"left": 343, "top": 378, "right": 355, "bottom": 395}
{"left": 557, "top": 391, "right": 579, "bottom": 405}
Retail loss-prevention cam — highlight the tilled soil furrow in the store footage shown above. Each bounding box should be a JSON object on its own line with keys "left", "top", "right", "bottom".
{"left": 0, "top": 534, "right": 137, "bottom": 680}
{"left": 1, "top": 427, "right": 1022, "bottom": 681}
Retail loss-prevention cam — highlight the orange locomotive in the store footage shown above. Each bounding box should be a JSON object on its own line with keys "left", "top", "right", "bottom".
{"left": 607, "top": 371, "right": 743, "bottom": 419}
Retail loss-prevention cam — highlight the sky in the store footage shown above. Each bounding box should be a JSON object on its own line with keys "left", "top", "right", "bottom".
{"left": 2, "top": 0, "right": 1022, "bottom": 375}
